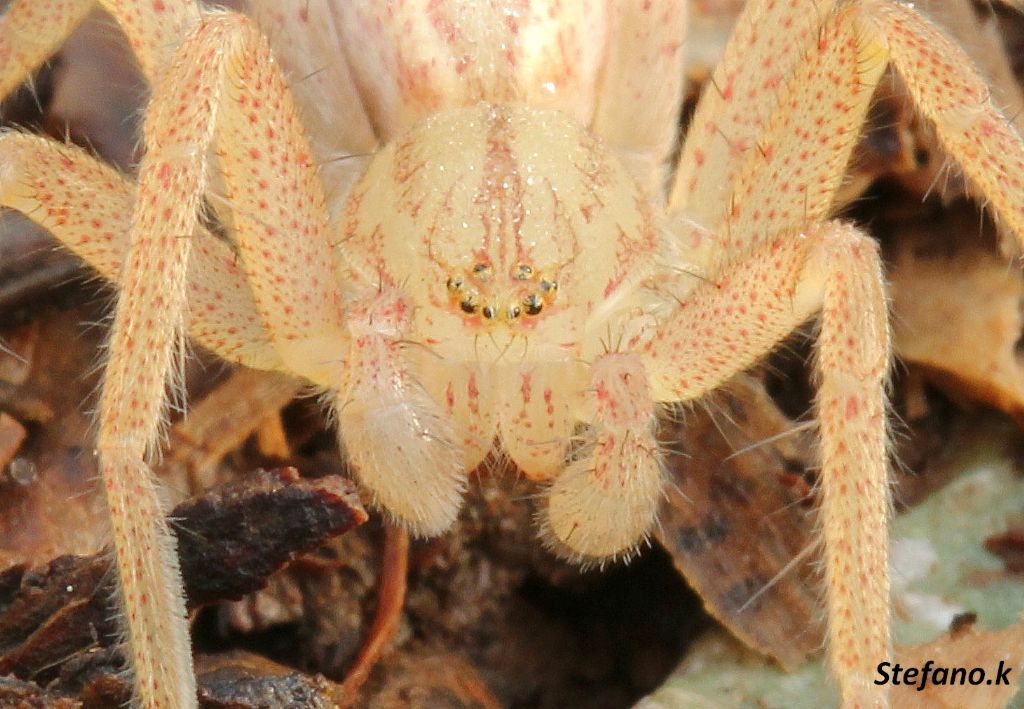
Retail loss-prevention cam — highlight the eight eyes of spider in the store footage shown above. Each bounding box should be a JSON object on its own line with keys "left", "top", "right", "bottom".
{"left": 334, "top": 102, "right": 663, "bottom": 558}
{"left": 446, "top": 261, "right": 559, "bottom": 320}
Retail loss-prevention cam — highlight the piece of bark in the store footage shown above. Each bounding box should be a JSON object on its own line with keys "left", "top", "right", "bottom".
{"left": 60, "top": 646, "right": 131, "bottom": 707}
{"left": 179, "top": 468, "right": 366, "bottom": 607}
{"left": 195, "top": 651, "right": 339, "bottom": 709}
{"left": 0, "top": 556, "right": 116, "bottom": 681}
{"left": 60, "top": 649, "right": 343, "bottom": 709}
{"left": 0, "top": 468, "right": 366, "bottom": 685}
{"left": 0, "top": 676, "right": 80, "bottom": 709}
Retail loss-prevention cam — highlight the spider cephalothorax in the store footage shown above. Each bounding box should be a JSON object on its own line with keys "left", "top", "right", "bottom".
{"left": 332, "top": 102, "right": 663, "bottom": 546}
{"left": 342, "top": 103, "right": 655, "bottom": 349}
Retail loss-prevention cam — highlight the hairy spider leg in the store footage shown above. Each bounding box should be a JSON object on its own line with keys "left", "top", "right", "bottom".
{"left": 588, "top": 0, "right": 687, "bottom": 197}
{"left": 5, "top": 2, "right": 347, "bottom": 704}
{"left": 541, "top": 352, "right": 663, "bottom": 561}
{"left": 658, "top": 0, "right": 1024, "bottom": 705}
{"left": 0, "top": 0, "right": 195, "bottom": 98}
{"left": 98, "top": 11, "right": 348, "bottom": 707}
{"left": 640, "top": 222, "right": 890, "bottom": 706}
{"left": 672, "top": 0, "right": 1024, "bottom": 272}
{"left": 0, "top": 133, "right": 283, "bottom": 369}
{"left": 243, "top": 0, "right": 379, "bottom": 203}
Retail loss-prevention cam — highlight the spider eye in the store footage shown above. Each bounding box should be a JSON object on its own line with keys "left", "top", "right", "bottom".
{"left": 446, "top": 276, "right": 464, "bottom": 292}
{"left": 507, "top": 305, "right": 522, "bottom": 319}
{"left": 539, "top": 279, "right": 557, "bottom": 294}
{"left": 460, "top": 298, "right": 478, "bottom": 314}
{"left": 482, "top": 304, "right": 497, "bottom": 319}
{"left": 514, "top": 263, "right": 534, "bottom": 280}
{"left": 523, "top": 294, "right": 543, "bottom": 316}
{"left": 472, "top": 262, "right": 492, "bottom": 279}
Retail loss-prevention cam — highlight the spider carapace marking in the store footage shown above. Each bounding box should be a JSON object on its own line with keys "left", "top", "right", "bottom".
{"left": 336, "top": 105, "right": 663, "bottom": 545}
{"left": 340, "top": 103, "right": 658, "bottom": 360}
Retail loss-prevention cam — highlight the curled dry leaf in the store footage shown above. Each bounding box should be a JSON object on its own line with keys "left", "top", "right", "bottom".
{"left": 176, "top": 468, "right": 367, "bottom": 607}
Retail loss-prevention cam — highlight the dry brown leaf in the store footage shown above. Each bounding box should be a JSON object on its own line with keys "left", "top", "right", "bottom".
{"left": 656, "top": 375, "right": 823, "bottom": 669}
{"left": 0, "top": 309, "right": 109, "bottom": 568}
{"left": 888, "top": 204, "right": 1024, "bottom": 423}
{"left": 0, "top": 412, "right": 26, "bottom": 470}
{"left": 892, "top": 620, "right": 1024, "bottom": 708}
{"left": 162, "top": 367, "right": 303, "bottom": 497}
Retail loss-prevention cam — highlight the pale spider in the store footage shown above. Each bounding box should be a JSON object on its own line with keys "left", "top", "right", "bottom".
{"left": 2, "top": 0, "right": 1023, "bottom": 706}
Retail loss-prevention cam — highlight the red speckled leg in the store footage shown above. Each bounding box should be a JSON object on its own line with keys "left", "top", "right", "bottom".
{"left": 542, "top": 352, "right": 662, "bottom": 562}
{"left": 589, "top": 0, "right": 687, "bottom": 196}
{"left": 862, "top": 0, "right": 1024, "bottom": 242}
{"left": 0, "top": 133, "right": 284, "bottom": 372}
{"left": 669, "top": 1, "right": 886, "bottom": 274}
{"left": 669, "top": 0, "right": 842, "bottom": 245}
{"left": 0, "top": 0, "right": 93, "bottom": 98}
{"left": 93, "top": 10, "right": 343, "bottom": 708}
{"left": 643, "top": 222, "right": 891, "bottom": 706}
{"left": 335, "top": 290, "right": 465, "bottom": 536}
{"left": 0, "top": 0, "right": 198, "bottom": 99}
{"left": 668, "top": 0, "right": 1024, "bottom": 276}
